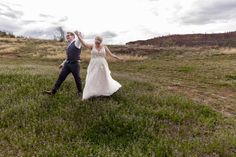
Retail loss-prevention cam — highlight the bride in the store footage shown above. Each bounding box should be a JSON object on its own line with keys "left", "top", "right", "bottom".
{"left": 75, "top": 31, "right": 122, "bottom": 100}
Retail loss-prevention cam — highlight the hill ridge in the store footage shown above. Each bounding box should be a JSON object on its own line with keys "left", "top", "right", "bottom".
{"left": 127, "top": 31, "right": 236, "bottom": 47}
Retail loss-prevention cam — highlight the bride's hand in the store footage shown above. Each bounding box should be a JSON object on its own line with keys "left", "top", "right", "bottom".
{"left": 120, "top": 58, "right": 125, "bottom": 62}
{"left": 117, "top": 56, "right": 124, "bottom": 61}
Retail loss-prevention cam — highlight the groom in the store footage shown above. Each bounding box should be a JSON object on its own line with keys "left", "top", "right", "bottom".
{"left": 44, "top": 31, "right": 83, "bottom": 96}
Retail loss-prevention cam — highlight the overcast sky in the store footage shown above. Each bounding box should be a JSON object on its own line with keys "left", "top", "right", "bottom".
{"left": 0, "top": 0, "right": 235, "bottom": 44}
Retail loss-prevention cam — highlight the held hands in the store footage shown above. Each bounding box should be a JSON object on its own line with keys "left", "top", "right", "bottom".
{"left": 74, "top": 30, "right": 82, "bottom": 38}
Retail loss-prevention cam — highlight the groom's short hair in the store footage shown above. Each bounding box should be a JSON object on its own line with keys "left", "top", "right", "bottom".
{"left": 67, "top": 32, "right": 75, "bottom": 37}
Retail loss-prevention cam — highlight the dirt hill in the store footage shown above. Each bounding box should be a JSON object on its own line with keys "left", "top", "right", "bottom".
{"left": 127, "top": 31, "right": 236, "bottom": 47}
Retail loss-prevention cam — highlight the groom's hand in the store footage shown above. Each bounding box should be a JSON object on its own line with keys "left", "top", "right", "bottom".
{"left": 74, "top": 30, "right": 79, "bottom": 34}
{"left": 74, "top": 30, "right": 82, "bottom": 37}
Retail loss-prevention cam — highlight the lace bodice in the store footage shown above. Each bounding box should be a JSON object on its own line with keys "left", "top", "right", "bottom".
{"left": 91, "top": 45, "right": 106, "bottom": 58}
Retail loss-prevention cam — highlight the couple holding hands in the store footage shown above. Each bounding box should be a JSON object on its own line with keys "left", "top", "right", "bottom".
{"left": 44, "top": 31, "right": 122, "bottom": 100}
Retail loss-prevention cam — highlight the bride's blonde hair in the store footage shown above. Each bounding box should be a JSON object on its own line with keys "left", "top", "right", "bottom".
{"left": 95, "top": 36, "right": 103, "bottom": 43}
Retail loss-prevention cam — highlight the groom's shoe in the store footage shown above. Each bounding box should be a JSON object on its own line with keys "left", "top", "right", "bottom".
{"left": 43, "top": 90, "right": 55, "bottom": 96}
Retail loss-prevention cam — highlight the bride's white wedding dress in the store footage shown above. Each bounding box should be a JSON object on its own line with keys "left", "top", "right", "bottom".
{"left": 82, "top": 45, "right": 122, "bottom": 100}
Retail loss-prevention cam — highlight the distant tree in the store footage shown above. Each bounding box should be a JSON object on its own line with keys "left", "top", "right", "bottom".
{"left": 0, "top": 30, "right": 15, "bottom": 38}
{"left": 54, "top": 26, "right": 65, "bottom": 42}
{"left": 7, "top": 32, "right": 15, "bottom": 38}
{"left": 0, "top": 31, "right": 7, "bottom": 37}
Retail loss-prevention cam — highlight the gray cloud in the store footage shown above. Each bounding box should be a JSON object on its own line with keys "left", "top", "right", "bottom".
{"left": 101, "top": 31, "right": 117, "bottom": 38}
{"left": 0, "top": 18, "right": 21, "bottom": 32}
{"left": 0, "top": 3, "right": 65, "bottom": 38}
{"left": 85, "top": 31, "right": 118, "bottom": 39}
{"left": 0, "top": 3, "right": 49, "bottom": 34}
{"left": 40, "top": 14, "right": 67, "bottom": 26}
{"left": 51, "top": 22, "right": 61, "bottom": 26}
{"left": 0, "top": 2, "right": 24, "bottom": 33}
{"left": 39, "top": 13, "right": 54, "bottom": 18}
{"left": 151, "top": 8, "right": 159, "bottom": 16}
{"left": 180, "top": 0, "right": 236, "bottom": 25}
{"left": 21, "top": 20, "right": 39, "bottom": 25}
{"left": 0, "top": 11, "right": 18, "bottom": 19}
{"left": 84, "top": 33, "right": 96, "bottom": 39}
{"left": 22, "top": 27, "right": 59, "bottom": 39}
{"left": 0, "top": 2, "right": 23, "bottom": 19}
{"left": 58, "top": 16, "right": 68, "bottom": 22}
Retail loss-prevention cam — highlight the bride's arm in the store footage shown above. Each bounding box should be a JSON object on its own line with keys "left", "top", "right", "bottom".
{"left": 75, "top": 31, "right": 93, "bottom": 49}
{"left": 104, "top": 46, "right": 122, "bottom": 60}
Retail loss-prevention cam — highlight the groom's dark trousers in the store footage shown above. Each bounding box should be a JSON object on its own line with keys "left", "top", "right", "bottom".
{"left": 52, "top": 40, "right": 82, "bottom": 94}
{"left": 52, "top": 61, "right": 82, "bottom": 94}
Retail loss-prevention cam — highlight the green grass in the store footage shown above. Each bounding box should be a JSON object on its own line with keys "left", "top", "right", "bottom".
{"left": 0, "top": 58, "right": 236, "bottom": 156}
{"left": 177, "top": 66, "right": 194, "bottom": 73}
{"left": 0, "top": 41, "right": 236, "bottom": 156}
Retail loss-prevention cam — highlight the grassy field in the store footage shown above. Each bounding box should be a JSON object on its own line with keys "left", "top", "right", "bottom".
{"left": 0, "top": 37, "right": 236, "bottom": 156}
